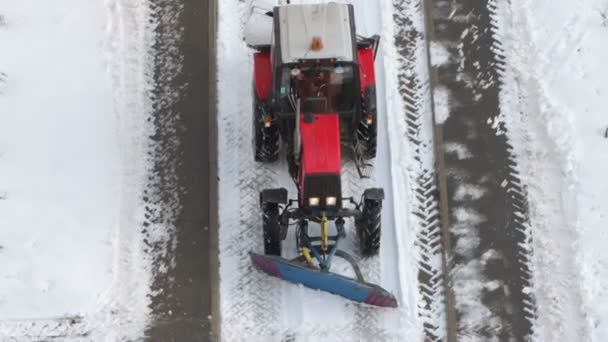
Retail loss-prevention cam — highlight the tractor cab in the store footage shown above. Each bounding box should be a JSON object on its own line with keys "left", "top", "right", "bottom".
{"left": 269, "top": 4, "right": 362, "bottom": 121}
{"left": 289, "top": 62, "right": 357, "bottom": 114}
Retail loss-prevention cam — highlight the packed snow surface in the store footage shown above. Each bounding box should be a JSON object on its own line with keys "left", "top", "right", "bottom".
{"left": 0, "top": 0, "right": 154, "bottom": 339}
{"left": 497, "top": 0, "right": 608, "bottom": 340}
{"left": 0, "top": 0, "right": 119, "bottom": 320}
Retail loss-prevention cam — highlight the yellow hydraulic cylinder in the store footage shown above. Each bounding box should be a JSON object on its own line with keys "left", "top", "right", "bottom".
{"left": 301, "top": 247, "right": 314, "bottom": 266}
{"left": 321, "top": 213, "right": 329, "bottom": 252}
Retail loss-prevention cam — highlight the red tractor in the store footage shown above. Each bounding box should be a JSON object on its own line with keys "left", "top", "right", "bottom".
{"left": 247, "top": 2, "right": 396, "bottom": 307}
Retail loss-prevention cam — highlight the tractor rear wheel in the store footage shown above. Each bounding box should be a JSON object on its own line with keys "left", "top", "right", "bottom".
{"left": 253, "top": 97, "right": 279, "bottom": 163}
{"left": 356, "top": 118, "right": 377, "bottom": 160}
{"left": 356, "top": 197, "right": 382, "bottom": 257}
{"left": 262, "top": 202, "right": 282, "bottom": 256}
{"left": 356, "top": 87, "right": 378, "bottom": 160}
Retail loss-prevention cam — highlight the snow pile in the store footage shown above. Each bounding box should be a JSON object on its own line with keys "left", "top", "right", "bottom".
{"left": 0, "top": 0, "right": 156, "bottom": 340}
{"left": 497, "top": 0, "right": 608, "bottom": 340}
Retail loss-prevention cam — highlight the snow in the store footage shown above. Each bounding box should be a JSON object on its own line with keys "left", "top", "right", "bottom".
{"left": 495, "top": 0, "right": 608, "bottom": 340}
{"left": 429, "top": 41, "right": 450, "bottom": 66}
{"left": 0, "top": 0, "right": 155, "bottom": 340}
{"left": 453, "top": 184, "right": 486, "bottom": 201}
{"left": 244, "top": 8, "right": 273, "bottom": 47}
{"left": 444, "top": 142, "right": 472, "bottom": 160}
{"left": 452, "top": 259, "right": 503, "bottom": 337}
{"left": 0, "top": 72, "right": 6, "bottom": 94}
{"left": 433, "top": 86, "right": 451, "bottom": 124}
{"left": 0, "top": 1, "right": 118, "bottom": 320}
{"left": 450, "top": 203, "right": 504, "bottom": 338}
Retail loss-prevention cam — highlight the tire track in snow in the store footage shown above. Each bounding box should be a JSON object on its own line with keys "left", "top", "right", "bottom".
{"left": 487, "top": 2, "right": 537, "bottom": 335}
{"left": 218, "top": 1, "right": 283, "bottom": 340}
{"left": 0, "top": 318, "right": 91, "bottom": 341}
{"left": 428, "top": 0, "right": 536, "bottom": 339}
{"left": 137, "top": 0, "right": 183, "bottom": 333}
{"left": 341, "top": 158, "right": 381, "bottom": 342}
{"left": 496, "top": 0, "right": 588, "bottom": 339}
{"left": 347, "top": 2, "right": 391, "bottom": 340}
{"left": 390, "top": 0, "right": 447, "bottom": 340}
{"left": 104, "top": 0, "right": 157, "bottom": 339}
{"left": 0, "top": 71, "right": 6, "bottom": 95}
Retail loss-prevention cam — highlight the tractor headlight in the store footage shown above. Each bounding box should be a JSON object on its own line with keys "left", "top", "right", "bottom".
{"left": 326, "top": 196, "right": 337, "bottom": 206}
{"left": 309, "top": 197, "right": 320, "bottom": 206}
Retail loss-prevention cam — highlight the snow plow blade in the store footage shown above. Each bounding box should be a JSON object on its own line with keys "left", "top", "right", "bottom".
{"left": 250, "top": 252, "right": 398, "bottom": 308}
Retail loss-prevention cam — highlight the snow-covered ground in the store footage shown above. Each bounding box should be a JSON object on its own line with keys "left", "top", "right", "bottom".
{"left": 217, "top": 0, "right": 441, "bottom": 340}
{"left": 0, "top": 1, "right": 155, "bottom": 340}
{"left": 497, "top": 0, "right": 608, "bottom": 340}
{"left": 11, "top": 0, "right": 608, "bottom": 340}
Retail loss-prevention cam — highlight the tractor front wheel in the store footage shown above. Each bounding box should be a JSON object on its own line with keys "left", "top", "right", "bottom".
{"left": 262, "top": 202, "right": 282, "bottom": 256}
{"left": 356, "top": 197, "right": 382, "bottom": 257}
{"left": 253, "top": 97, "right": 279, "bottom": 163}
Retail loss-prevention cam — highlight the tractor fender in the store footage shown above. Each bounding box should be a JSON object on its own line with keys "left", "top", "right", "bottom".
{"left": 363, "top": 188, "right": 385, "bottom": 202}
{"left": 260, "top": 188, "right": 288, "bottom": 205}
{"left": 363, "top": 85, "right": 377, "bottom": 113}
{"left": 253, "top": 52, "right": 273, "bottom": 100}
{"left": 358, "top": 47, "right": 377, "bottom": 91}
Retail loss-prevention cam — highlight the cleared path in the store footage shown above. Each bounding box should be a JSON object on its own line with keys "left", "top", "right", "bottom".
{"left": 145, "top": 0, "right": 219, "bottom": 341}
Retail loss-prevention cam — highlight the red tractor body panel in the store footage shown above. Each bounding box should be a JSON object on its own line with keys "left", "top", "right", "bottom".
{"left": 358, "top": 48, "right": 376, "bottom": 90}
{"left": 299, "top": 113, "right": 342, "bottom": 207}
{"left": 300, "top": 113, "right": 342, "bottom": 176}
{"left": 253, "top": 52, "right": 272, "bottom": 100}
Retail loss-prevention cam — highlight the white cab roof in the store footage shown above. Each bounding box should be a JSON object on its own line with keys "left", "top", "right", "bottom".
{"left": 278, "top": 3, "right": 354, "bottom": 63}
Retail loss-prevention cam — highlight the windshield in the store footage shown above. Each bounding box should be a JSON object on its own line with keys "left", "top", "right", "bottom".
{"left": 291, "top": 65, "right": 355, "bottom": 113}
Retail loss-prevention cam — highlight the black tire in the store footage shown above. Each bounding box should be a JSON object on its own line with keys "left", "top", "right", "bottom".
{"left": 356, "top": 86, "right": 378, "bottom": 160}
{"left": 262, "top": 202, "right": 282, "bottom": 256}
{"left": 356, "top": 118, "right": 377, "bottom": 160}
{"left": 253, "top": 97, "right": 279, "bottom": 163}
{"left": 286, "top": 137, "right": 299, "bottom": 182}
{"left": 356, "top": 198, "right": 382, "bottom": 256}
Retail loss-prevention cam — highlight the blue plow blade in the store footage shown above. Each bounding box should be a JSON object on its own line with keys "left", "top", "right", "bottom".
{"left": 250, "top": 252, "right": 398, "bottom": 308}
